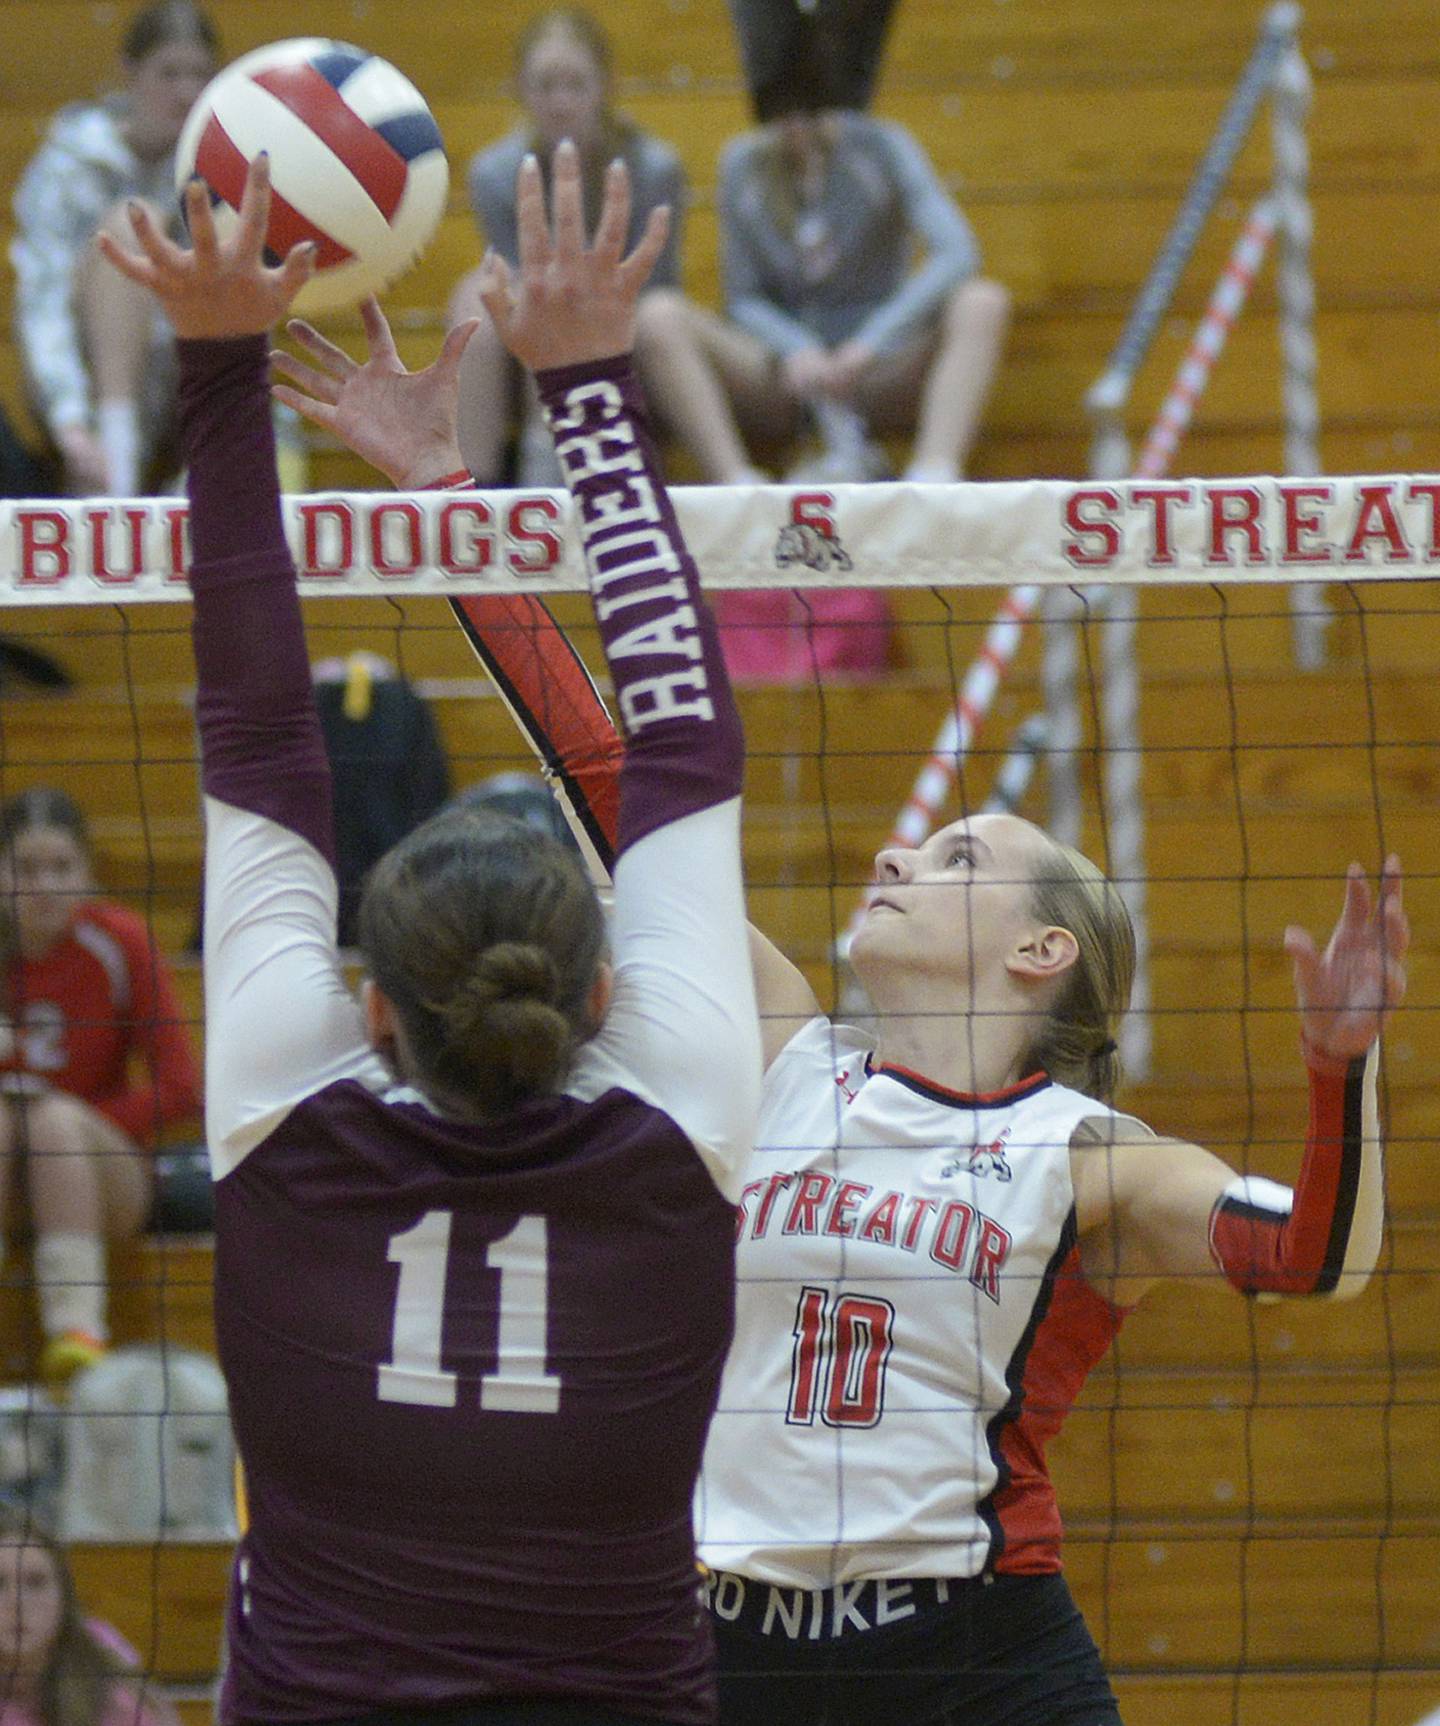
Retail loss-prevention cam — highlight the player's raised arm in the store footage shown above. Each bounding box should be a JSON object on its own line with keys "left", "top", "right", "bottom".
{"left": 274, "top": 281, "right": 819, "bottom": 1066}
{"left": 100, "top": 160, "right": 388, "bottom": 1172}
{"left": 1076, "top": 858, "right": 1406, "bottom": 1303}
{"left": 474, "top": 142, "right": 761, "bottom": 1186}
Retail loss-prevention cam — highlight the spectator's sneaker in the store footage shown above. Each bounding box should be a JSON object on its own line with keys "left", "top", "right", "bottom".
{"left": 784, "top": 440, "right": 891, "bottom": 485}
{"left": 39, "top": 1330, "right": 108, "bottom": 1392}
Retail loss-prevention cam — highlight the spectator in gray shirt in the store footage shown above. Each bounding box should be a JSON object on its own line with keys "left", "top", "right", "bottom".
{"left": 692, "top": 106, "right": 1010, "bottom": 484}
{"left": 9, "top": 1, "right": 217, "bottom": 496}
{"left": 449, "top": 8, "right": 757, "bottom": 487}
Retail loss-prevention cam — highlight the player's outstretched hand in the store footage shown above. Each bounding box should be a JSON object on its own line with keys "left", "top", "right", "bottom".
{"left": 272, "top": 297, "right": 480, "bottom": 489}
{"left": 97, "top": 155, "right": 316, "bottom": 341}
{"left": 1285, "top": 855, "right": 1408, "bottom": 1067}
{"left": 477, "top": 139, "right": 669, "bottom": 373}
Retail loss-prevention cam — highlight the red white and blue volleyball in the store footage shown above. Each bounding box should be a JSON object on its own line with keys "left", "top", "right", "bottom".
{"left": 175, "top": 39, "right": 449, "bottom": 315}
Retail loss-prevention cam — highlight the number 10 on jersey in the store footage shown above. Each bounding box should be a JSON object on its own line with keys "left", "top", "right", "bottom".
{"left": 788, "top": 1285, "right": 895, "bottom": 1428}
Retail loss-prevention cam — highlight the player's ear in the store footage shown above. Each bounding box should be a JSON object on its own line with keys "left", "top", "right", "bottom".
{"left": 1006, "top": 924, "right": 1079, "bottom": 985}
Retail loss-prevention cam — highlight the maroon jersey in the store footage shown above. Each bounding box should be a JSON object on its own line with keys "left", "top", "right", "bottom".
{"left": 180, "top": 336, "right": 758, "bottom": 1724}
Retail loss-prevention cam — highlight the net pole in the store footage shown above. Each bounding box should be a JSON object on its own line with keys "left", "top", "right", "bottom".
{"left": 1113, "top": 198, "right": 1282, "bottom": 1081}
{"left": 1088, "top": 395, "right": 1151, "bottom": 1077}
{"left": 1078, "top": 5, "right": 1302, "bottom": 1080}
{"left": 1083, "top": 0, "right": 1302, "bottom": 472}
{"left": 1099, "top": 591, "right": 1151, "bottom": 1077}
{"left": 984, "top": 713, "right": 1049, "bottom": 815}
{"left": 1271, "top": 35, "right": 1328, "bottom": 668}
{"left": 1134, "top": 196, "right": 1278, "bottom": 480}
{"left": 1042, "top": 588, "right": 1086, "bottom": 852}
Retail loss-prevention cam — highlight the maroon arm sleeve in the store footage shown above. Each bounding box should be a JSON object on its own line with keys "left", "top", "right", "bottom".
{"left": 179, "top": 335, "right": 335, "bottom": 867}
{"left": 534, "top": 355, "right": 743, "bottom": 856}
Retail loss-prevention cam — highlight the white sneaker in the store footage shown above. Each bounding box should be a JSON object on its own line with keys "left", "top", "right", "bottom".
{"left": 784, "top": 441, "right": 891, "bottom": 485}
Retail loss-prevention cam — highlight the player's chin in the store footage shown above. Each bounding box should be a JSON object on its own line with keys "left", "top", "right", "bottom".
{"left": 849, "top": 911, "right": 905, "bottom": 968}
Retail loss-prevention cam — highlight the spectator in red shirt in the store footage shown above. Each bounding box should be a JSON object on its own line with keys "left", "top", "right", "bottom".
{"left": 0, "top": 788, "right": 199, "bottom": 1387}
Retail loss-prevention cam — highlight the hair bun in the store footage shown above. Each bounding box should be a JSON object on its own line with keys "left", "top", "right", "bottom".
{"left": 437, "top": 943, "right": 572, "bottom": 1101}
{"left": 470, "top": 942, "right": 561, "bottom": 1009}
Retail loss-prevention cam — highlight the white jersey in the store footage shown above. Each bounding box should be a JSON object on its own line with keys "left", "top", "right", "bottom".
{"left": 696, "top": 1017, "right": 1129, "bottom": 1588}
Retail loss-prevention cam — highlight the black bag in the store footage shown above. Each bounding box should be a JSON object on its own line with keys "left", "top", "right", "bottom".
{"left": 314, "top": 661, "right": 452, "bottom": 945}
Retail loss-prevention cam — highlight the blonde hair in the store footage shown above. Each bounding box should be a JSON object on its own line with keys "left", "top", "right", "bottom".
{"left": 1020, "top": 835, "right": 1134, "bottom": 1100}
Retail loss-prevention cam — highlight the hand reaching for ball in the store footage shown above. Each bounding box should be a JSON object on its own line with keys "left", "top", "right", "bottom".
{"left": 477, "top": 139, "right": 670, "bottom": 373}
{"left": 98, "top": 156, "right": 317, "bottom": 340}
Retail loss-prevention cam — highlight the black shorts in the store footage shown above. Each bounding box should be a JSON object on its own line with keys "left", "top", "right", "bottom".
{"left": 708, "top": 1569, "right": 1122, "bottom": 1726}
{"left": 324, "top": 1706, "right": 679, "bottom": 1726}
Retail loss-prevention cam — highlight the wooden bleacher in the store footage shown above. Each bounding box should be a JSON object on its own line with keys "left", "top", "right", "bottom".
{"left": 0, "top": 0, "right": 1437, "bottom": 1720}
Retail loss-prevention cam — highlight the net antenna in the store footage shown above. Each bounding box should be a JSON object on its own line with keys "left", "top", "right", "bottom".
{"left": 1050, "top": 2, "right": 1317, "bottom": 1078}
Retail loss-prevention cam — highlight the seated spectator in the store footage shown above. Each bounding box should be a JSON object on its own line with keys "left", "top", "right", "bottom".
{"left": 682, "top": 100, "right": 1010, "bottom": 679}
{"left": 0, "top": 1505, "right": 179, "bottom": 1726}
{"left": 0, "top": 790, "right": 200, "bottom": 1388}
{"left": 708, "top": 104, "right": 1010, "bottom": 484}
{"left": 9, "top": 1, "right": 218, "bottom": 497}
{"left": 449, "top": 6, "right": 758, "bottom": 486}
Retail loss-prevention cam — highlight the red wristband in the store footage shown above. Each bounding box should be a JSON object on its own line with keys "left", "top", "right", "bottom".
{"left": 422, "top": 469, "right": 473, "bottom": 491}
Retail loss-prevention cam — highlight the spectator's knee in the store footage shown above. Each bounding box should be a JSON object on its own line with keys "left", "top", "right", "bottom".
{"left": 947, "top": 277, "right": 1011, "bottom": 341}
{"left": 17, "top": 1092, "right": 99, "bottom": 1160}
{"left": 633, "top": 287, "right": 693, "bottom": 355}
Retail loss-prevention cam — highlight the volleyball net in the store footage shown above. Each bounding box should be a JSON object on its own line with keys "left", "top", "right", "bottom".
{"left": 0, "top": 474, "right": 1434, "bottom": 1723}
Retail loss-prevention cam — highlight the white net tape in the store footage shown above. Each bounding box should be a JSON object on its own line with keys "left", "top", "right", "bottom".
{"left": 2, "top": 474, "right": 1439, "bottom": 599}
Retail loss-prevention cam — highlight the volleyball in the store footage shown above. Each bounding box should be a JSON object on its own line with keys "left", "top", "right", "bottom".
{"left": 174, "top": 38, "right": 449, "bottom": 315}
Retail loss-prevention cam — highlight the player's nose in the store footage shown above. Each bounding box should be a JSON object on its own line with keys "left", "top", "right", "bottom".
{"left": 873, "top": 847, "right": 914, "bottom": 885}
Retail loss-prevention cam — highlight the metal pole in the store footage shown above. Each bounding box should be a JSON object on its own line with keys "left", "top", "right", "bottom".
{"left": 1085, "top": 2, "right": 1301, "bottom": 434}
{"left": 1042, "top": 589, "right": 1085, "bottom": 853}
{"left": 1271, "top": 34, "right": 1328, "bottom": 667}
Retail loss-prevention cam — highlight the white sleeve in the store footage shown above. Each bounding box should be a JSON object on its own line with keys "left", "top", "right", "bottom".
{"left": 566, "top": 797, "right": 762, "bottom": 1202}
{"left": 203, "top": 795, "right": 390, "bottom": 1178}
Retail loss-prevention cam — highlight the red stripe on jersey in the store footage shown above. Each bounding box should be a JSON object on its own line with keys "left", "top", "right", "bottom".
{"left": 865, "top": 1056, "right": 1049, "bottom": 1111}
{"left": 251, "top": 65, "right": 407, "bottom": 220}
{"left": 991, "top": 1244, "right": 1127, "bottom": 1574}
{"left": 448, "top": 594, "right": 622, "bottom": 874}
{"left": 194, "top": 116, "right": 354, "bottom": 267}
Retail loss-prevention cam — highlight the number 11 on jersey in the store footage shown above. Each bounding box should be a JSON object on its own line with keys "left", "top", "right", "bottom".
{"left": 377, "top": 1210, "right": 562, "bottom": 1413}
